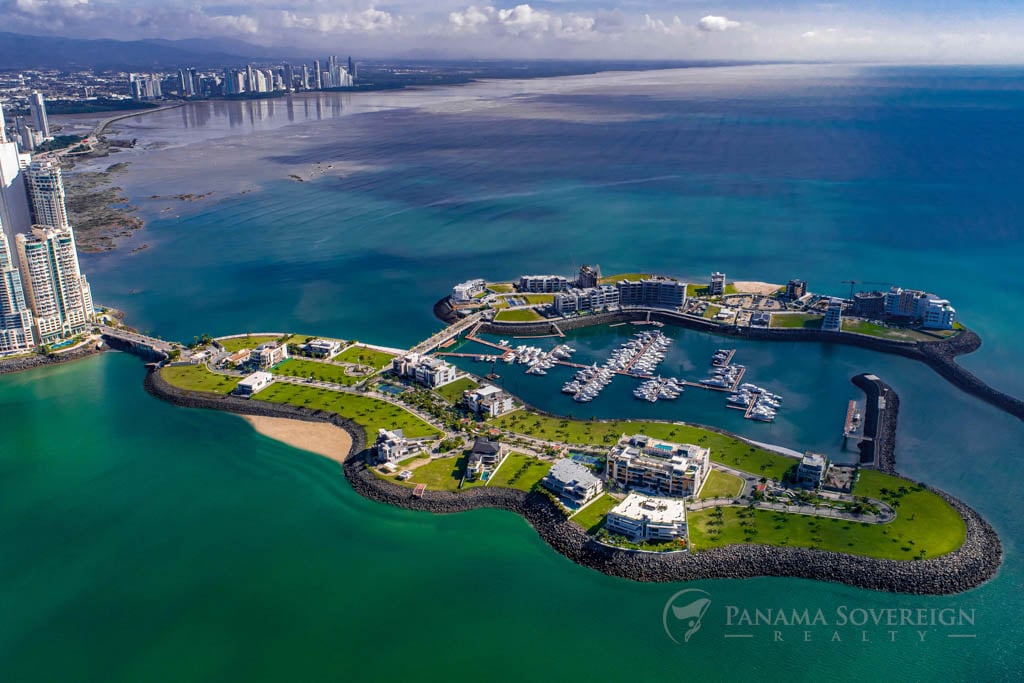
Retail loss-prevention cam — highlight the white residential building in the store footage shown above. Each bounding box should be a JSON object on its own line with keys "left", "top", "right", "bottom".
{"left": 553, "top": 285, "right": 620, "bottom": 315}
{"left": 518, "top": 275, "right": 570, "bottom": 293}
{"left": 29, "top": 92, "right": 50, "bottom": 138}
{"left": 605, "top": 493, "right": 687, "bottom": 543}
{"left": 0, "top": 229, "right": 35, "bottom": 354}
{"left": 234, "top": 371, "right": 274, "bottom": 397}
{"left": 466, "top": 437, "right": 508, "bottom": 479}
{"left": 883, "top": 287, "right": 956, "bottom": 329}
{"left": 822, "top": 298, "right": 843, "bottom": 332}
{"left": 462, "top": 384, "right": 514, "bottom": 417}
{"left": 0, "top": 140, "right": 32, "bottom": 244}
{"left": 452, "top": 278, "right": 486, "bottom": 302}
{"left": 392, "top": 352, "right": 459, "bottom": 388}
{"left": 374, "top": 428, "right": 420, "bottom": 464}
{"left": 25, "top": 159, "right": 70, "bottom": 229}
{"left": 922, "top": 299, "right": 956, "bottom": 330}
{"left": 607, "top": 434, "right": 710, "bottom": 498}
{"left": 542, "top": 458, "right": 603, "bottom": 505}
{"left": 795, "top": 452, "right": 828, "bottom": 488}
{"left": 305, "top": 338, "right": 341, "bottom": 358}
{"left": 710, "top": 272, "right": 726, "bottom": 296}
{"left": 616, "top": 277, "right": 687, "bottom": 309}
{"left": 252, "top": 341, "right": 289, "bottom": 368}
{"left": 16, "top": 226, "right": 93, "bottom": 343}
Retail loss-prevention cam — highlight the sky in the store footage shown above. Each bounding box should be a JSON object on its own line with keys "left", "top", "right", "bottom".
{"left": 4, "top": 0, "right": 1024, "bottom": 62}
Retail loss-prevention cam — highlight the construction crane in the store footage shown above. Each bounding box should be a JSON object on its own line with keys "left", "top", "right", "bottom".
{"left": 840, "top": 280, "right": 893, "bottom": 299}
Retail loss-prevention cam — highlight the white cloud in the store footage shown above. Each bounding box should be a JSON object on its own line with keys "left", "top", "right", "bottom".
{"left": 697, "top": 15, "right": 741, "bottom": 32}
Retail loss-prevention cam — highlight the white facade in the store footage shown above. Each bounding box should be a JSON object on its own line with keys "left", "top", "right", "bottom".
{"left": 0, "top": 141, "right": 32, "bottom": 245}
{"left": 235, "top": 371, "right": 274, "bottom": 397}
{"left": 29, "top": 93, "right": 50, "bottom": 138}
{"left": 252, "top": 342, "right": 289, "bottom": 368}
{"left": 553, "top": 285, "right": 620, "bottom": 315}
{"left": 542, "top": 458, "right": 603, "bottom": 505}
{"left": 305, "top": 338, "right": 341, "bottom": 358}
{"left": 518, "top": 275, "right": 570, "bottom": 293}
{"left": 393, "top": 352, "right": 459, "bottom": 388}
{"left": 607, "top": 434, "right": 710, "bottom": 498}
{"left": 0, "top": 229, "right": 34, "bottom": 354}
{"left": 15, "top": 226, "right": 92, "bottom": 344}
{"left": 463, "top": 384, "right": 514, "bottom": 417}
{"left": 922, "top": 299, "right": 956, "bottom": 330}
{"left": 25, "top": 158, "right": 70, "bottom": 229}
{"left": 710, "top": 272, "right": 726, "bottom": 296}
{"left": 822, "top": 298, "right": 843, "bottom": 331}
{"left": 452, "top": 278, "right": 486, "bottom": 302}
{"left": 374, "top": 428, "right": 420, "bottom": 464}
{"left": 605, "top": 493, "right": 687, "bottom": 542}
{"left": 796, "top": 452, "right": 828, "bottom": 487}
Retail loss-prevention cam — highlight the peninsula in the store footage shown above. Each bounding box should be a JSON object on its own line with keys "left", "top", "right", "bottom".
{"left": 106, "top": 266, "right": 1009, "bottom": 595}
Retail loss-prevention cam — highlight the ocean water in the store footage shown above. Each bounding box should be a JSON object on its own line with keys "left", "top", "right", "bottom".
{"left": 3, "top": 64, "right": 1023, "bottom": 680}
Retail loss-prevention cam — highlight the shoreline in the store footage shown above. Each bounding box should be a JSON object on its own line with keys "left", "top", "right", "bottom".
{"left": 241, "top": 414, "right": 353, "bottom": 463}
{"left": 0, "top": 343, "right": 104, "bottom": 377}
{"left": 143, "top": 362, "right": 1003, "bottom": 595}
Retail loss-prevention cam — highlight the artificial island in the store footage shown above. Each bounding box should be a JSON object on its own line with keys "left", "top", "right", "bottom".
{"left": 28, "top": 264, "right": 998, "bottom": 597}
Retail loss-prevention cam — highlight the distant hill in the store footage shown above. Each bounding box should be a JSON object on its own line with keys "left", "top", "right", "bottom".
{"left": 0, "top": 32, "right": 284, "bottom": 69}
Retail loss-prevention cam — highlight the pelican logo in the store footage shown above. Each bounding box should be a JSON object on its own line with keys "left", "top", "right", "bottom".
{"left": 663, "top": 589, "right": 712, "bottom": 644}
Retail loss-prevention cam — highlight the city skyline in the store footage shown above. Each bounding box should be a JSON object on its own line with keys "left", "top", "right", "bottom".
{"left": 4, "top": 1, "right": 1024, "bottom": 62}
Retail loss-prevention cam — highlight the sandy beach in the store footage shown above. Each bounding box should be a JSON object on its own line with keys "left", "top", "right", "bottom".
{"left": 242, "top": 415, "right": 353, "bottom": 463}
{"left": 732, "top": 281, "right": 783, "bottom": 295}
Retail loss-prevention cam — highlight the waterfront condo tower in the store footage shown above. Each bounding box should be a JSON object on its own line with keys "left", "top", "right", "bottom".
{"left": 15, "top": 226, "right": 93, "bottom": 344}
{"left": 25, "top": 158, "right": 70, "bottom": 230}
{"left": 0, "top": 227, "right": 35, "bottom": 354}
{"left": 29, "top": 92, "right": 50, "bottom": 139}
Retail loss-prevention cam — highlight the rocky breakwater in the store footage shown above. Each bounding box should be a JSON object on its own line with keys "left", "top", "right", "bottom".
{"left": 0, "top": 343, "right": 103, "bottom": 377}
{"left": 851, "top": 374, "right": 899, "bottom": 473}
{"left": 919, "top": 329, "right": 1024, "bottom": 421}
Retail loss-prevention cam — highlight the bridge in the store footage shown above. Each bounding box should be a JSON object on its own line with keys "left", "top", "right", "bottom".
{"left": 410, "top": 312, "right": 484, "bottom": 355}
{"left": 99, "top": 325, "right": 177, "bottom": 360}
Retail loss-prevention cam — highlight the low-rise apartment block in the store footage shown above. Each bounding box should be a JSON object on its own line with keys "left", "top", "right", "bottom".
{"left": 392, "top": 352, "right": 460, "bottom": 388}
{"left": 252, "top": 341, "right": 289, "bottom": 368}
{"left": 234, "top": 371, "right": 274, "bottom": 397}
{"left": 518, "top": 275, "right": 570, "bottom": 293}
{"left": 607, "top": 434, "right": 710, "bottom": 498}
{"left": 605, "top": 493, "right": 687, "bottom": 543}
{"left": 542, "top": 458, "right": 603, "bottom": 505}
{"left": 795, "top": 452, "right": 828, "bottom": 488}
{"left": 452, "top": 278, "right": 486, "bottom": 302}
{"left": 304, "top": 338, "right": 341, "bottom": 358}
{"left": 462, "top": 384, "right": 515, "bottom": 417}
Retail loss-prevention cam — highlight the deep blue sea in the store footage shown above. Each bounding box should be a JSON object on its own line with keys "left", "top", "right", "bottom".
{"left": 3, "top": 64, "right": 1022, "bottom": 680}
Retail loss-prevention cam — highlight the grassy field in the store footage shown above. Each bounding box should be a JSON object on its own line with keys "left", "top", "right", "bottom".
{"left": 406, "top": 455, "right": 468, "bottom": 491}
{"left": 494, "top": 308, "right": 544, "bottom": 322}
{"left": 491, "top": 412, "right": 796, "bottom": 479}
{"left": 688, "top": 471, "right": 965, "bottom": 560}
{"left": 519, "top": 294, "right": 555, "bottom": 304}
{"left": 841, "top": 319, "right": 943, "bottom": 343}
{"left": 435, "top": 376, "right": 479, "bottom": 404}
{"left": 334, "top": 345, "right": 396, "bottom": 369}
{"left": 272, "top": 358, "right": 363, "bottom": 385}
{"left": 487, "top": 453, "right": 551, "bottom": 491}
{"left": 252, "top": 382, "right": 440, "bottom": 441}
{"left": 698, "top": 469, "right": 744, "bottom": 499}
{"left": 703, "top": 304, "right": 722, "bottom": 319}
{"left": 570, "top": 493, "right": 619, "bottom": 534}
{"left": 599, "top": 273, "right": 652, "bottom": 284}
{"left": 160, "top": 364, "right": 239, "bottom": 395}
{"left": 488, "top": 283, "right": 514, "bottom": 293}
{"left": 770, "top": 313, "right": 824, "bottom": 329}
{"left": 217, "top": 335, "right": 285, "bottom": 352}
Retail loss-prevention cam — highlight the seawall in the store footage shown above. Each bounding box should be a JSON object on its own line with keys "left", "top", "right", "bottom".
{"left": 145, "top": 366, "right": 1003, "bottom": 595}
{"left": 0, "top": 343, "right": 104, "bottom": 377}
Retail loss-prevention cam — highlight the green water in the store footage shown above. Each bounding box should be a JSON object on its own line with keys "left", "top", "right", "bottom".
{"left": 1, "top": 353, "right": 1019, "bottom": 681}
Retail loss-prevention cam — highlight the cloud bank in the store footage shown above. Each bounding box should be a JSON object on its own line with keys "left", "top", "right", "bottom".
{"left": 4, "top": 0, "right": 1024, "bottom": 61}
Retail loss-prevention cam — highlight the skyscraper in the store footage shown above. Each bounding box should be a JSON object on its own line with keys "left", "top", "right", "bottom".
{"left": 0, "top": 139, "right": 32, "bottom": 244}
{"left": 313, "top": 60, "right": 322, "bottom": 89}
{"left": 29, "top": 92, "right": 50, "bottom": 138}
{"left": 348, "top": 56, "right": 356, "bottom": 81}
{"left": 0, "top": 102, "right": 7, "bottom": 144}
{"left": 25, "top": 158, "right": 70, "bottom": 229}
{"left": 302, "top": 64, "right": 310, "bottom": 90}
{"left": 16, "top": 226, "right": 93, "bottom": 343}
{"left": 15, "top": 117, "right": 35, "bottom": 152}
{"left": 0, "top": 227, "right": 35, "bottom": 354}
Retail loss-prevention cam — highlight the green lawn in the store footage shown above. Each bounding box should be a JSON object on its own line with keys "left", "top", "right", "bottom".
{"left": 487, "top": 282, "right": 515, "bottom": 293}
{"left": 599, "top": 273, "right": 652, "bottom": 284}
{"left": 688, "top": 470, "right": 965, "bottom": 560}
{"left": 491, "top": 412, "right": 796, "bottom": 479}
{"left": 406, "top": 455, "right": 467, "bottom": 491}
{"left": 435, "top": 376, "right": 478, "bottom": 404}
{"left": 334, "top": 345, "right": 396, "bottom": 369}
{"left": 518, "top": 294, "right": 554, "bottom": 304}
{"left": 686, "top": 283, "right": 736, "bottom": 297}
{"left": 703, "top": 304, "right": 722, "bottom": 319}
{"left": 698, "top": 469, "right": 744, "bottom": 499}
{"left": 216, "top": 335, "right": 285, "bottom": 352}
{"left": 841, "top": 319, "right": 941, "bottom": 343}
{"left": 487, "top": 453, "right": 551, "bottom": 491}
{"left": 272, "top": 358, "right": 364, "bottom": 385}
{"left": 252, "top": 382, "right": 440, "bottom": 441}
{"left": 494, "top": 308, "right": 544, "bottom": 322}
{"left": 160, "top": 364, "right": 239, "bottom": 395}
{"left": 570, "top": 493, "right": 619, "bottom": 534}
{"left": 770, "top": 313, "right": 824, "bottom": 329}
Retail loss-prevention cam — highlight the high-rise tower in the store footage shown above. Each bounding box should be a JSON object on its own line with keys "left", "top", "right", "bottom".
{"left": 25, "top": 158, "right": 70, "bottom": 230}
{"left": 15, "top": 226, "right": 93, "bottom": 343}
{"left": 0, "top": 227, "right": 35, "bottom": 354}
{"left": 29, "top": 92, "right": 50, "bottom": 138}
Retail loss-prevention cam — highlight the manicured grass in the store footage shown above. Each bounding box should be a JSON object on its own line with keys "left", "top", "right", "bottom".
{"left": 272, "top": 358, "right": 364, "bottom": 385}
{"left": 490, "top": 412, "right": 795, "bottom": 479}
{"left": 570, "top": 493, "right": 619, "bottom": 534}
{"left": 518, "top": 294, "right": 554, "bottom": 304}
{"left": 217, "top": 335, "right": 285, "bottom": 352}
{"left": 160, "top": 364, "right": 239, "bottom": 395}
{"left": 435, "top": 376, "right": 478, "bottom": 404}
{"left": 702, "top": 304, "right": 722, "bottom": 319}
{"left": 487, "top": 453, "right": 551, "bottom": 492}
{"left": 841, "top": 319, "right": 940, "bottom": 343}
{"left": 334, "top": 345, "right": 396, "bottom": 369}
{"left": 689, "top": 471, "right": 965, "bottom": 560}
{"left": 599, "top": 273, "right": 652, "bottom": 284}
{"left": 686, "top": 283, "right": 736, "bottom": 297}
{"left": 770, "top": 313, "right": 823, "bottom": 329}
{"left": 494, "top": 308, "right": 544, "bottom": 322}
{"left": 252, "top": 382, "right": 440, "bottom": 441}
{"left": 488, "top": 283, "right": 514, "bottom": 293}
{"left": 698, "top": 469, "right": 744, "bottom": 499}
{"left": 407, "top": 455, "right": 467, "bottom": 491}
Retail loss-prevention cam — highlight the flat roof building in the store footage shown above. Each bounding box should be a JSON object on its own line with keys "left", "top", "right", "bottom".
{"left": 463, "top": 384, "right": 514, "bottom": 418}
{"left": 305, "top": 338, "right": 341, "bottom": 358}
{"left": 452, "top": 278, "right": 486, "bottom": 302}
{"left": 795, "top": 452, "right": 828, "bottom": 488}
{"left": 605, "top": 493, "right": 687, "bottom": 543}
{"left": 616, "top": 277, "right": 686, "bottom": 309}
{"left": 822, "top": 298, "right": 843, "bottom": 332}
{"left": 235, "top": 371, "right": 274, "bottom": 397}
{"left": 542, "top": 458, "right": 603, "bottom": 506}
{"left": 374, "top": 428, "right": 421, "bottom": 464}
{"left": 607, "top": 434, "right": 710, "bottom": 499}
{"left": 252, "top": 341, "right": 288, "bottom": 368}
{"left": 466, "top": 437, "right": 507, "bottom": 479}
{"left": 518, "top": 275, "right": 570, "bottom": 293}
{"left": 710, "top": 272, "right": 726, "bottom": 296}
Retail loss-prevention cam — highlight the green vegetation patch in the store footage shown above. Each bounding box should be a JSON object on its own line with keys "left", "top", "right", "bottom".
{"left": 253, "top": 382, "right": 440, "bottom": 441}
{"left": 689, "top": 469, "right": 965, "bottom": 560}
{"left": 599, "top": 273, "right": 652, "bottom": 284}
{"left": 334, "top": 345, "right": 396, "bottom": 369}
{"left": 272, "top": 358, "right": 363, "bottom": 385}
{"left": 841, "top": 319, "right": 942, "bottom": 343}
{"left": 406, "top": 455, "right": 468, "bottom": 491}
{"left": 491, "top": 412, "right": 794, "bottom": 479}
{"left": 494, "top": 308, "right": 544, "bottom": 322}
{"left": 702, "top": 304, "right": 722, "bottom": 319}
{"left": 435, "top": 376, "right": 479, "bottom": 404}
{"left": 570, "top": 493, "right": 619, "bottom": 534}
{"left": 487, "top": 283, "right": 515, "bottom": 293}
{"left": 160, "top": 364, "right": 239, "bottom": 395}
{"left": 487, "top": 453, "right": 551, "bottom": 492}
{"left": 217, "top": 335, "right": 286, "bottom": 352}
{"left": 770, "top": 314, "right": 823, "bottom": 329}
{"left": 698, "top": 469, "right": 744, "bottom": 499}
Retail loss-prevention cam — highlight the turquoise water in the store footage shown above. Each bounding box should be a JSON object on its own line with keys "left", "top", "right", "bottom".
{"left": 3, "top": 65, "right": 1023, "bottom": 679}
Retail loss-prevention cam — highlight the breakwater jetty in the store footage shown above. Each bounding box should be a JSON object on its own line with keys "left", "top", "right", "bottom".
{"left": 144, "top": 365, "right": 1003, "bottom": 595}
{"left": 0, "top": 343, "right": 103, "bottom": 377}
